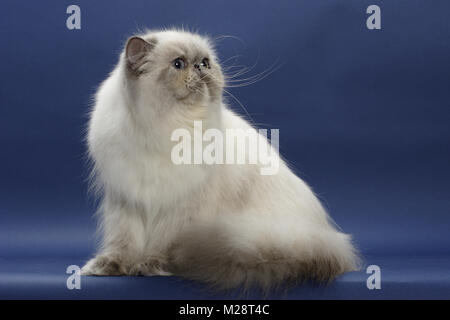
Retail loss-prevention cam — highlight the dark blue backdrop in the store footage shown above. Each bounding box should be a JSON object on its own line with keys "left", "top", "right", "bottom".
{"left": 0, "top": 0, "right": 449, "bottom": 299}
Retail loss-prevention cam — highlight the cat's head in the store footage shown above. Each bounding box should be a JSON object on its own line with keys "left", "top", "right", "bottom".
{"left": 123, "top": 30, "right": 224, "bottom": 108}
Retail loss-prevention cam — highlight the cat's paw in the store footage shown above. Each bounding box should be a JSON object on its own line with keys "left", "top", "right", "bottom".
{"left": 127, "top": 260, "right": 173, "bottom": 276}
{"left": 81, "top": 255, "right": 126, "bottom": 276}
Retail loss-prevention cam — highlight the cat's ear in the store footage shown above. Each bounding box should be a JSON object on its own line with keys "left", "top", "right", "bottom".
{"left": 125, "top": 36, "right": 156, "bottom": 73}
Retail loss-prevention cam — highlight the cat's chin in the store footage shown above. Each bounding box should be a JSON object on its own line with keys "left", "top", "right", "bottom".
{"left": 176, "top": 89, "right": 208, "bottom": 105}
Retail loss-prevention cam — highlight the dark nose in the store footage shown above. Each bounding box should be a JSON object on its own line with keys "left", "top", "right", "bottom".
{"left": 194, "top": 63, "right": 201, "bottom": 71}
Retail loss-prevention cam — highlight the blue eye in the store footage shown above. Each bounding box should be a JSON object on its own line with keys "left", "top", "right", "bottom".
{"left": 200, "top": 58, "right": 210, "bottom": 69}
{"left": 173, "top": 58, "right": 185, "bottom": 70}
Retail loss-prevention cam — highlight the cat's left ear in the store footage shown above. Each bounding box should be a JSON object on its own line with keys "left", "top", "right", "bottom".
{"left": 125, "top": 36, "right": 156, "bottom": 74}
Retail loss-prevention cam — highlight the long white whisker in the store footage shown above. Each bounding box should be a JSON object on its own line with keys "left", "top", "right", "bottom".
{"left": 222, "top": 88, "right": 254, "bottom": 123}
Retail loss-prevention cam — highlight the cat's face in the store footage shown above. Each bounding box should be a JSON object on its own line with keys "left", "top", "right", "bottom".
{"left": 124, "top": 30, "right": 224, "bottom": 107}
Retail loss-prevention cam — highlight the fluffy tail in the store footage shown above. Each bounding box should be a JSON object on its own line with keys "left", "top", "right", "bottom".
{"left": 167, "top": 214, "right": 360, "bottom": 292}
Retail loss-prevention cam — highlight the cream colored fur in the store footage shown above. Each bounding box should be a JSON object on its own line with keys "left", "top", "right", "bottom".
{"left": 81, "top": 29, "right": 359, "bottom": 291}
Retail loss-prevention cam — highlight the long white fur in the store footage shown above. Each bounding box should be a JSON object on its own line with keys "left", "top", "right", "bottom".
{"left": 81, "top": 29, "right": 359, "bottom": 290}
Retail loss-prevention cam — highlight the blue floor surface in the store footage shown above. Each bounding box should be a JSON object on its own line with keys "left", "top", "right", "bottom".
{"left": 1, "top": 254, "right": 449, "bottom": 299}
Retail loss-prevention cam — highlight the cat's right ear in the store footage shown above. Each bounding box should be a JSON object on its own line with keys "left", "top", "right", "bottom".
{"left": 125, "top": 37, "right": 156, "bottom": 74}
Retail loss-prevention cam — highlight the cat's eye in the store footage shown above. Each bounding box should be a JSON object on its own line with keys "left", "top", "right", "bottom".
{"left": 172, "top": 58, "right": 186, "bottom": 70}
{"left": 200, "top": 58, "right": 210, "bottom": 69}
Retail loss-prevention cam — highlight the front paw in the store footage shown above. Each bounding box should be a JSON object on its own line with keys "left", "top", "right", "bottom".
{"left": 81, "top": 255, "right": 126, "bottom": 276}
{"left": 127, "top": 260, "right": 173, "bottom": 276}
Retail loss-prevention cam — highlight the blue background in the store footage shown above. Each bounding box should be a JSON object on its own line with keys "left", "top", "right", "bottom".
{"left": 0, "top": 0, "right": 449, "bottom": 299}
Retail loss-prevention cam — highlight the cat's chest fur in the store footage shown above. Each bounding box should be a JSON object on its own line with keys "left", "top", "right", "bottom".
{"left": 90, "top": 114, "right": 210, "bottom": 214}
{"left": 100, "top": 134, "right": 209, "bottom": 211}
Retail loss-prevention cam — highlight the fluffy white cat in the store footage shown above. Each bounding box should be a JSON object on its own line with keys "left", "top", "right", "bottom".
{"left": 81, "top": 29, "right": 359, "bottom": 291}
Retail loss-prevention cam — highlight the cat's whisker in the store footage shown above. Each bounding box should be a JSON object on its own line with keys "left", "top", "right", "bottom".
{"left": 220, "top": 54, "right": 243, "bottom": 65}
{"left": 200, "top": 59, "right": 283, "bottom": 90}
{"left": 227, "top": 62, "right": 283, "bottom": 88}
{"left": 222, "top": 87, "right": 254, "bottom": 122}
{"left": 214, "top": 34, "right": 246, "bottom": 46}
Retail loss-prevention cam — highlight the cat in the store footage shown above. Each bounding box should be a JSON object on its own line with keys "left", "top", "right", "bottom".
{"left": 81, "top": 29, "right": 360, "bottom": 291}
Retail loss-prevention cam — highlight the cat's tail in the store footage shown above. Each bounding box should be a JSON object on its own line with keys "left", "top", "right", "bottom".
{"left": 167, "top": 213, "right": 360, "bottom": 292}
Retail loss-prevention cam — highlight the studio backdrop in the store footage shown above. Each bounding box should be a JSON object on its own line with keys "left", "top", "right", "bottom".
{"left": 0, "top": 0, "right": 449, "bottom": 299}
